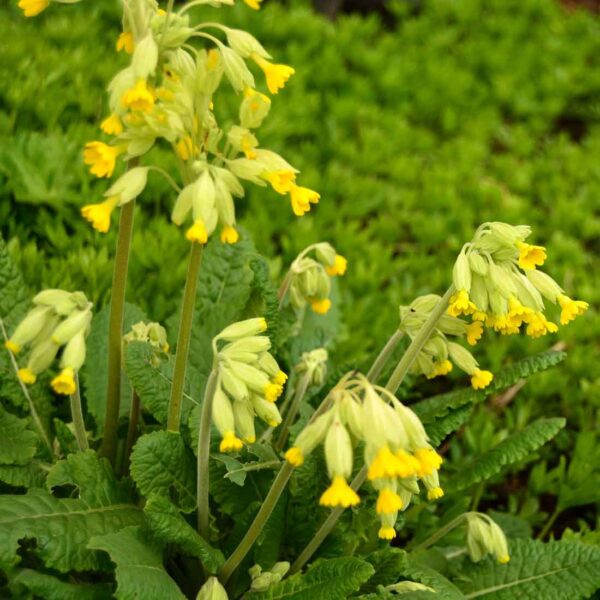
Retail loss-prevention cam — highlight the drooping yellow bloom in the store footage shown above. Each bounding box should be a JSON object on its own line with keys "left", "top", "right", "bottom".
{"left": 5, "top": 340, "right": 20, "bottom": 354}
{"left": 378, "top": 526, "right": 396, "bottom": 540}
{"left": 186, "top": 219, "right": 208, "bottom": 244}
{"left": 81, "top": 196, "right": 120, "bottom": 233}
{"left": 220, "top": 431, "right": 244, "bottom": 453}
{"left": 525, "top": 312, "right": 558, "bottom": 338}
{"left": 243, "top": 0, "right": 263, "bottom": 9}
{"left": 264, "top": 382, "right": 283, "bottom": 402}
{"left": 471, "top": 369, "right": 494, "bottom": 390}
{"left": 448, "top": 290, "right": 478, "bottom": 317}
{"left": 427, "top": 487, "right": 444, "bottom": 501}
{"left": 326, "top": 255, "right": 347, "bottom": 276}
{"left": 319, "top": 476, "right": 360, "bottom": 508}
{"left": 220, "top": 226, "right": 239, "bottom": 244}
{"left": 51, "top": 368, "right": 76, "bottom": 395}
{"left": 395, "top": 449, "right": 420, "bottom": 477}
{"left": 263, "top": 170, "right": 296, "bottom": 194}
{"left": 83, "top": 142, "right": 123, "bottom": 178}
{"left": 426, "top": 359, "right": 453, "bottom": 379}
{"left": 472, "top": 310, "right": 486, "bottom": 322}
{"left": 284, "top": 446, "right": 304, "bottom": 467}
{"left": 18, "top": 0, "right": 49, "bottom": 17}
{"left": 252, "top": 54, "right": 295, "bottom": 95}
{"left": 101, "top": 114, "right": 124, "bottom": 136}
{"left": 466, "top": 321, "right": 484, "bottom": 346}
{"left": 18, "top": 368, "right": 37, "bottom": 385}
{"left": 116, "top": 31, "right": 134, "bottom": 54}
{"left": 517, "top": 242, "right": 546, "bottom": 270}
{"left": 289, "top": 184, "right": 320, "bottom": 216}
{"left": 414, "top": 448, "right": 443, "bottom": 477}
{"left": 272, "top": 370, "right": 288, "bottom": 386}
{"left": 121, "top": 79, "right": 155, "bottom": 112}
{"left": 557, "top": 294, "right": 589, "bottom": 325}
{"left": 310, "top": 298, "right": 331, "bottom": 314}
{"left": 368, "top": 446, "right": 408, "bottom": 480}
{"left": 376, "top": 489, "right": 403, "bottom": 514}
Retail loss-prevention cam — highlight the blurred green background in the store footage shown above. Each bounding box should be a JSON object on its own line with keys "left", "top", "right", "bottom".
{"left": 1, "top": 0, "right": 599, "bottom": 533}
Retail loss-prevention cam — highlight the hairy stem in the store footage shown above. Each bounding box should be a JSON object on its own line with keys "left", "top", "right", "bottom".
{"left": 275, "top": 372, "right": 311, "bottom": 452}
{"left": 100, "top": 197, "right": 136, "bottom": 465}
{"left": 70, "top": 373, "right": 89, "bottom": 452}
{"left": 197, "top": 368, "right": 217, "bottom": 539}
{"left": 537, "top": 507, "right": 561, "bottom": 540}
{"left": 167, "top": 243, "right": 203, "bottom": 432}
{"left": 366, "top": 329, "right": 404, "bottom": 383}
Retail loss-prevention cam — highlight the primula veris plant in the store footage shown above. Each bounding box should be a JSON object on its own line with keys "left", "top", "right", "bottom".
{"left": 1, "top": 1, "right": 596, "bottom": 599}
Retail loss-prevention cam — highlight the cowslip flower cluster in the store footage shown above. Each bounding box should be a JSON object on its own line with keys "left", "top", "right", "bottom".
{"left": 79, "top": 0, "right": 318, "bottom": 243}
{"left": 295, "top": 348, "right": 328, "bottom": 387}
{"left": 284, "top": 374, "right": 443, "bottom": 540}
{"left": 449, "top": 222, "right": 588, "bottom": 338}
{"left": 284, "top": 243, "right": 347, "bottom": 315}
{"left": 211, "top": 318, "right": 287, "bottom": 451}
{"left": 465, "top": 512, "right": 510, "bottom": 564}
{"left": 4, "top": 290, "right": 92, "bottom": 395}
{"left": 399, "top": 295, "right": 493, "bottom": 390}
{"left": 124, "top": 320, "right": 169, "bottom": 368}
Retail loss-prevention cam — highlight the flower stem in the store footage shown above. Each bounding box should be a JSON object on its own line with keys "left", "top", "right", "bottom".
{"left": 411, "top": 513, "right": 468, "bottom": 552}
{"left": 218, "top": 462, "right": 295, "bottom": 585}
{"left": 70, "top": 373, "right": 88, "bottom": 452}
{"left": 167, "top": 243, "right": 204, "bottom": 432}
{"left": 537, "top": 507, "right": 561, "bottom": 540}
{"left": 366, "top": 329, "right": 404, "bottom": 383}
{"left": 197, "top": 368, "right": 217, "bottom": 539}
{"left": 100, "top": 197, "right": 136, "bottom": 466}
{"left": 275, "top": 372, "right": 311, "bottom": 452}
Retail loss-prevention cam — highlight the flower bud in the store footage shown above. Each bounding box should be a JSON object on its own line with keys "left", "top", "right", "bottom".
{"left": 239, "top": 88, "right": 271, "bottom": 129}
{"left": 292, "top": 410, "right": 334, "bottom": 457}
{"left": 220, "top": 45, "right": 255, "bottom": 92}
{"left": 132, "top": 34, "right": 158, "bottom": 79}
{"left": 51, "top": 309, "right": 92, "bottom": 345}
{"left": 447, "top": 342, "right": 478, "bottom": 375}
{"left": 105, "top": 167, "right": 149, "bottom": 205}
{"left": 324, "top": 417, "right": 353, "bottom": 479}
{"left": 469, "top": 252, "right": 488, "bottom": 276}
{"left": 525, "top": 270, "right": 563, "bottom": 303}
{"left": 196, "top": 577, "right": 228, "bottom": 600}
{"left": 27, "top": 339, "right": 60, "bottom": 374}
{"left": 227, "top": 360, "right": 270, "bottom": 394}
{"left": 212, "top": 385, "right": 235, "bottom": 438}
{"left": 314, "top": 243, "right": 337, "bottom": 268}
{"left": 6, "top": 306, "right": 52, "bottom": 352}
{"left": 33, "top": 289, "right": 72, "bottom": 308}
{"left": 452, "top": 252, "right": 472, "bottom": 293}
{"left": 217, "top": 318, "right": 267, "bottom": 341}
{"left": 251, "top": 395, "right": 282, "bottom": 428}
{"left": 410, "top": 294, "right": 441, "bottom": 313}
{"left": 225, "top": 28, "right": 270, "bottom": 59}
{"left": 233, "top": 398, "right": 256, "bottom": 442}
{"left": 220, "top": 366, "right": 249, "bottom": 402}
{"left": 224, "top": 336, "right": 271, "bottom": 355}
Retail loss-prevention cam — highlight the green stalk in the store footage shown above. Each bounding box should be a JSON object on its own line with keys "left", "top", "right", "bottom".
{"left": 197, "top": 368, "right": 217, "bottom": 539}
{"left": 167, "top": 243, "right": 204, "bottom": 432}
{"left": 537, "top": 507, "right": 561, "bottom": 540}
{"left": 411, "top": 513, "right": 467, "bottom": 552}
{"left": 70, "top": 373, "right": 89, "bottom": 452}
{"left": 100, "top": 197, "right": 136, "bottom": 465}
{"left": 366, "top": 329, "right": 404, "bottom": 383}
{"left": 274, "top": 372, "right": 311, "bottom": 452}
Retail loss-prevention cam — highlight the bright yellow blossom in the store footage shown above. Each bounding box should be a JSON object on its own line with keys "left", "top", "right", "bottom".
{"left": 264, "top": 382, "right": 283, "bottom": 402}
{"left": 243, "top": 0, "right": 263, "bottom": 9}
{"left": 471, "top": 369, "right": 494, "bottom": 390}
{"left": 18, "top": 0, "right": 49, "bottom": 17}
{"left": 284, "top": 447, "right": 304, "bottom": 467}
{"left": 220, "top": 226, "right": 239, "bottom": 244}
{"left": 83, "top": 142, "right": 123, "bottom": 178}
{"left": 310, "top": 298, "right": 331, "bottom": 314}
{"left": 414, "top": 448, "right": 443, "bottom": 477}
{"left": 101, "top": 114, "right": 123, "bottom": 136}
{"left": 427, "top": 487, "right": 444, "bottom": 501}
{"left": 51, "top": 368, "right": 76, "bottom": 395}
{"left": 5, "top": 340, "right": 20, "bottom": 354}
{"left": 378, "top": 526, "right": 396, "bottom": 540}
{"left": 448, "top": 289, "right": 478, "bottom": 317}
{"left": 289, "top": 184, "right": 320, "bottom": 216}
{"left": 186, "top": 220, "right": 208, "bottom": 244}
{"left": 81, "top": 196, "right": 120, "bottom": 233}
{"left": 426, "top": 359, "right": 453, "bottom": 379}
{"left": 466, "top": 321, "right": 484, "bottom": 346}
{"left": 116, "top": 31, "right": 134, "bottom": 54}
{"left": 18, "top": 368, "right": 37, "bottom": 385}
{"left": 319, "top": 476, "right": 360, "bottom": 508}
{"left": 251, "top": 54, "right": 295, "bottom": 95}
{"left": 517, "top": 241, "right": 546, "bottom": 270}
{"left": 326, "top": 255, "right": 347, "bottom": 276}
{"left": 220, "top": 431, "right": 244, "bottom": 453}
{"left": 525, "top": 312, "right": 558, "bottom": 338}
{"left": 368, "top": 445, "right": 411, "bottom": 480}
{"left": 376, "top": 489, "right": 403, "bottom": 514}
{"left": 121, "top": 79, "right": 155, "bottom": 112}
{"left": 557, "top": 294, "right": 588, "bottom": 325}
{"left": 272, "top": 370, "right": 288, "bottom": 386}
{"left": 263, "top": 170, "right": 296, "bottom": 194}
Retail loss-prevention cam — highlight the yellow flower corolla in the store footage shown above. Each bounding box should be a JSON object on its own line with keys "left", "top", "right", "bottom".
{"left": 81, "top": 196, "right": 120, "bottom": 233}
{"left": 252, "top": 54, "right": 295, "bottom": 95}
{"left": 470, "top": 368, "right": 494, "bottom": 390}
{"left": 427, "top": 486, "right": 444, "bottom": 501}
{"left": 220, "top": 226, "right": 239, "bottom": 244}
{"left": 376, "top": 489, "right": 403, "bottom": 514}
{"left": 220, "top": 431, "right": 244, "bottom": 453}
{"left": 310, "top": 298, "right": 331, "bottom": 315}
{"left": 186, "top": 219, "right": 208, "bottom": 244}
{"left": 284, "top": 447, "right": 304, "bottom": 467}
{"left": 83, "top": 142, "right": 124, "bottom": 178}
{"left": 121, "top": 79, "right": 155, "bottom": 112}
{"left": 466, "top": 321, "right": 484, "bottom": 346}
{"left": 326, "top": 255, "right": 347, "bottom": 276}
{"left": 319, "top": 476, "right": 360, "bottom": 508}
{"left": 557, "top": 294, "right": 589, "bottom": 325}
{"left": 51, "top": 368, "right": 76, "bottom": 395}
{"left": 264, "top": 170, "right": 296, "bottom": 194}
{"left": 378, "top": 526, "right": 396, "bottom": 540}
{"left": 18, "top": 0, "right": 49, "bottom": 17}
{"left": 517, "top": 241, "right": 546, "bottom": 270}
{"left": 18, "top": 368, "right": 37, "bottom": 385}
{"left": 289, "top": 184, "right": 320, "bottom": 217}
{"left": 116, "top": 31, "right": 134, "bottom": 54}
{"left": 101, "top": 114, "right": 124, "bottom": 136}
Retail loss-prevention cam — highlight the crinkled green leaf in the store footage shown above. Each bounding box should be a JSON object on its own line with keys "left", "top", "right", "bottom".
{"left": 11, "top": 568, "right": 112, "bottom": 600}
{"left": 359, "top": 548, "right": 408, "bottom": 594}
{"left": 0, "top": 406, "right": 38, "bottom": 465}
{"left": 425, "top": 405, "right": 473, "bottom": 447}
{"left": 89, "top": 526, "right": 185, "bottom": 600}
{"left": 130, "top": 431, "right": 196, "bottom": 512}
{"left": 0, "top": 461, "right": 46, "bottom": 488}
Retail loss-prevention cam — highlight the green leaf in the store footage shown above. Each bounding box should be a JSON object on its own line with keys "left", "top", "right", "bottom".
{"left": 89, "top": 526, "right": 185, "bottom": 600}
{"left": 130, "top": 431, "right": 197, "bottom": 512}
{"left": 124, "top": 341, "right": 204, "bottom": 425}
{"left": 402, "top": 560, "right": 465, "bottom": 599}
{"left": 144, "top": 494, "right": 224, "bottom": 573}
{"left": 0, "top": 462, "right": 46, "bottom": 488}
{"left": 448, "top": 418, "right": 566, "bottom": 492}
{"left": 414, "top": 351, "right": 566, "bottom": 423}
{"left": 0, "top": 406, "right": 39, "bottom": 465}
{"left": 458, "top": 539, "right": 600, "bottom": 599}
{"left": 425, "top": 405, "right": 473, "bottom": 447}
{"left": 11, "top": 568, "right": 112, "bottom": 600}
{"left": 359, "top": 548, "right": 407, "bottom": 593}
{"left": 82, "top": 302, "right": 146, "bottom": 432}
{"left": 245, "top": 557, "right": 375, "bottom": 600}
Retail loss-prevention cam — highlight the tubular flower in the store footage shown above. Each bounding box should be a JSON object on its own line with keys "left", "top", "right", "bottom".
{"left": 101, "top": 114, "right": 124, "bottom": 136}
{"left": 18, "top": 368, "right": 37, "bottom": 385}
{"left": 378, "top": 526, "right": 396, "bottom": 540}
{"left": 376, "top": 488, "right": 403, "bottom": 514}
{"left": 289, "top": 184, "right": 320, "bottom": 216}
{"left": 186, "top": 219, "right": 208, "bottom": 244}
{"left": 284, "top": 447, "right": 304, "bottom": 467}
{"left": 51, "top": 368, "right": 76, "bottom": 396}
{"left": 326, "top": 255, "right": 347, "bottom": 277}
{"left": 557, "top": 295, "right": 589, "bottom": 325}
{"left": 310, "top": 298, "right": 331, "bottom": 314}
{"left": 319, "top": 476, "right": 360, "bottom": 508}
{"left": 427, "top": 486, "right": 444, "bottom": 500}
{"left": 251, "top": 54, "right": 295, "bottom": 94}
{"left": 5, "top": 340, "right": 20, "bottom": 354}
{"left": 517, "top": 242, "right": 546, "bottom": 270}
{"left": 81, "top": 196, "right": 120, "bottom": 233}
{"left": 414, "top": 448, "right": 443, "bottom": 477}
{"left": 83, "top": 142, "right": 124, "bottom": 178}
{"left": 243, "top": 0, "right": 263, "bottom": 9}
{"left": 220, "top": 226, "right": 239, "bottom": 244}
{"left": 18, "top": 0, "right": 49, "bottom": 17}
{"left": 121, "top": 79, "right": 155, "bottom": 112}
{"left": 470, "top": 369, "right": 494, "bottom": 390}
{"left": 116, "top": 31, "right": 134, "bottom": 54}
{"left": 466, "top": 321, "right": 484, "bottom": 346}
{"left": 525, "top": 313, "right": 558, "bottom": 338}
{"left": 220, "top": 431, "right": 244, "bottom": 453}
{"left": 263, "top": 170, "right": 296, "bottom": 194}
{"left": 448, "top": 290, "right": 478, "bottom": 317}
{"left": 368, "top": 445, "right": 411, "bottom": 480}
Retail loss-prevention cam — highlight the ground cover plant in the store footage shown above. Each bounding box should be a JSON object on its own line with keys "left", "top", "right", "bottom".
{"left": 0, "top": 0, "right": 599, "bottom": 598}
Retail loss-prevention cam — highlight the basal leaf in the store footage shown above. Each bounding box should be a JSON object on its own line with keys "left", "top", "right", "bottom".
{"left": 0, "top": 406, "right": 39, "bottom": 465}
{"left": 11, "top": 568, "right": 112, "bottom": 600}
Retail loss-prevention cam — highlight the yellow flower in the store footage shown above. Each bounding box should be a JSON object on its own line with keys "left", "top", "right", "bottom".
{"left": 557, "top": 294, "right": 588, "bottom": 325}
{"left": 472, "top": 310, "right": 487, "bottom": 322}
{"left": 252, "top": 54, "right": 295, "bottom": 95}
{"left": 272, "top": 370, "right": 288, "bottom": 386}
{"left": 368, "top": 445, "right": 409, "bottom": 480}
{"left": 426, "top": 359, "right": 453, "bottom": 379}
{"left": 319, "top": 476, "right": 360, "bottom": 508}
{"left": 5, "top": 340, "right": 21, "bottom": 354}
{"left": 427, "top": 487, "right": 444, "bottom": 501}
{"left": 466, "top": 321, "right": 484, "bottom": 346}
{"left": 326, "top": 255, "right": 347, "bottom": 276}
{"left": 471, "top": 369, "right": 494, "bottom": 390}
{"left": 121, "top": 79, "right": 155, "bottom": 112}
{"left": 525, "top": 312, "right": 558, "bottom": 338}
{"left": 243, "top": 0, "right": 263, "bottom": 9}
{"left": 376, "top": 489, "right": 403, "bottom": 514}
{"left": 51, "top": 368, "right": 76, "bottom": 395}
{"left": 289, "top": 184, "right": 320, "bottom": 217}
{"left": 100, "top": 114, "right": 124, "bottom": 136}
{"left": 414, "top": 448, "right": 443, "bottom": 477}
{"left": 263, "top": 170, "right": 296, "bottom": 194}
{"left": 264, "top": 382, "right": 283, "bottom": 402}
{"left": 176, "top": 136, "right": 196, "bottom": 161}
{"left": 18, "top": 0, "right": 49, "bottom": 17}
{"left": 285, "top": 446, "right": 304, "bottom": 467}
{"left": 378, "top": 526, "right": 396, "bottom": 540}
{"left": 448, "top": 290, "right": 478, "bottom": 317}
{"left": 116, "top": 31, "right": 134, "bottom": 54}
{"left": 220, "top": 226, "right": 239, "bottom": 244}
{"left": 498, "top": 554, "right": 510, "bottom": 564}
{"left": 186, "top": 219, "right": 208, "bottom": 244}
{"left": 220, "top": 431, "right": 244, "bottom": 453}
{"left": 241, "top": 134, "right": 258, "bottom": 160}
{"left": 310, "top": 298, "right": 331, "bottom": 314}
{"left": 83, "top": 142, "right": 123, "bottom": 178}
{"left": 81, "top": 196, "right": 120, "bottom": 233}
{"left": 18, "top": 368, "right": 37, "bottom": 385}
{"left": 517, "top": 242, "right": 546, "bottom": 270}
